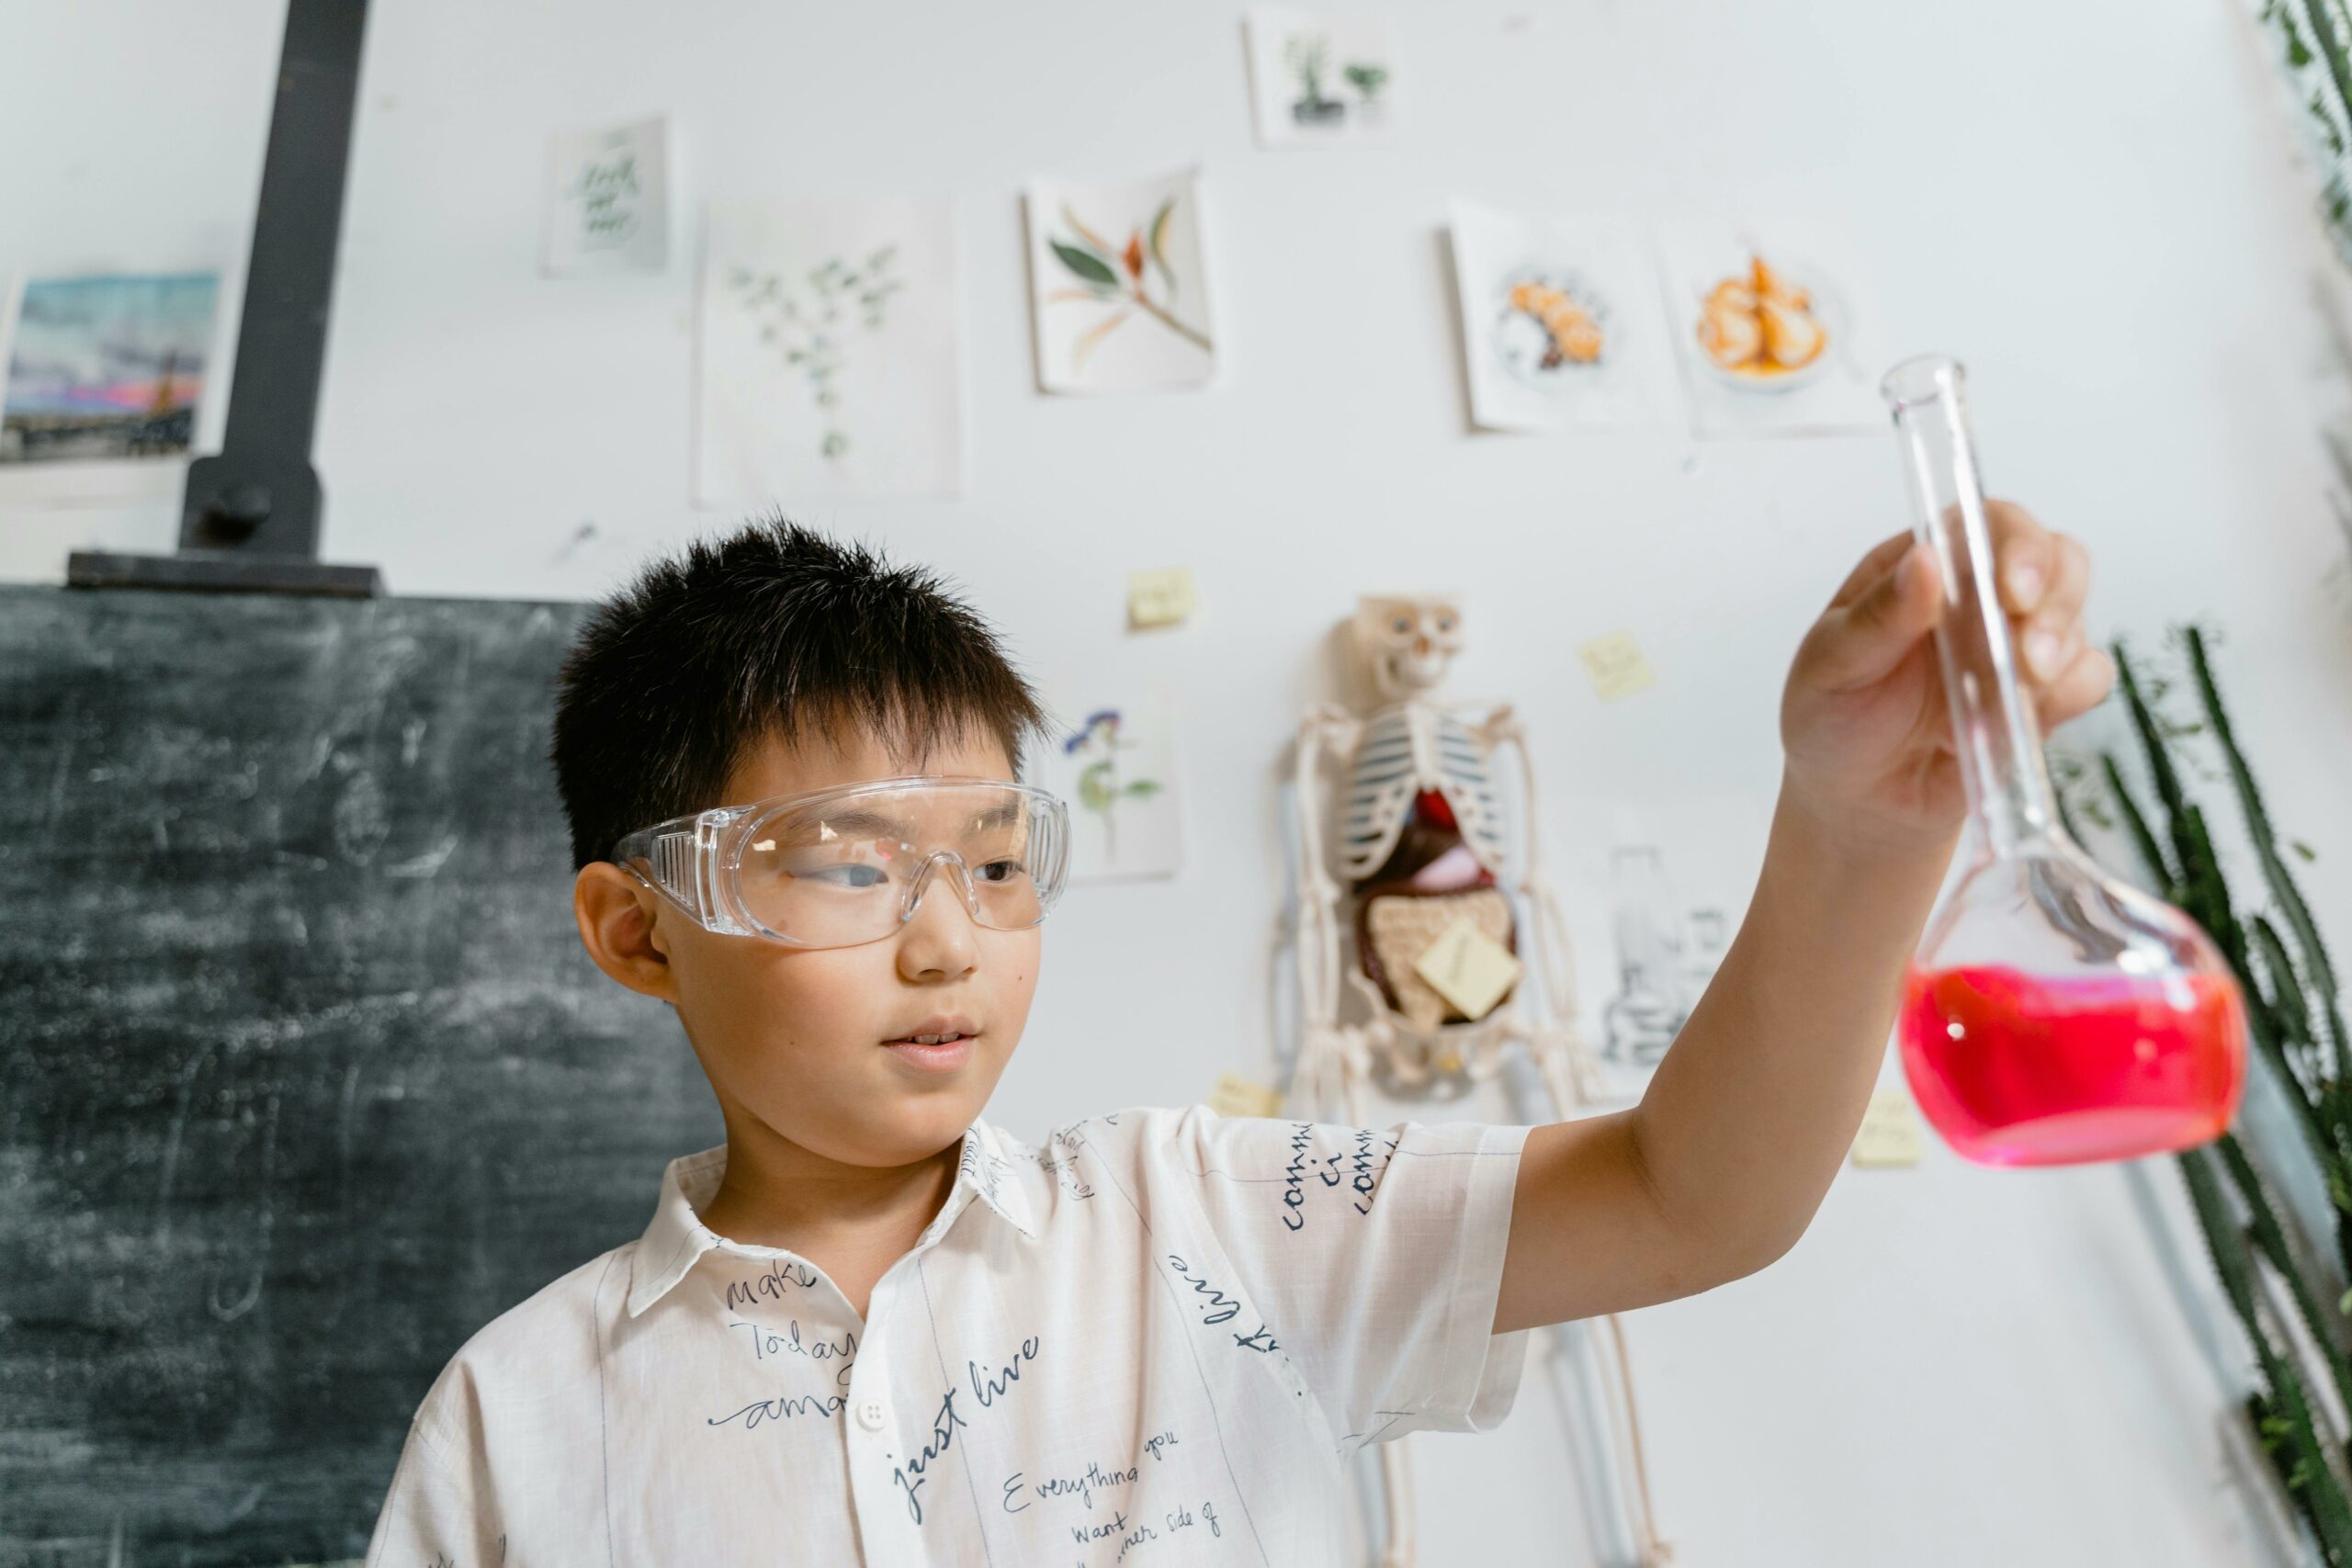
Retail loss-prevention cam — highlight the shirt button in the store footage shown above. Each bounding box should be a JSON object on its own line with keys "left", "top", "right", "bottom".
{"left": 855, "top": 1398, "right": 888, "bottom": 1432}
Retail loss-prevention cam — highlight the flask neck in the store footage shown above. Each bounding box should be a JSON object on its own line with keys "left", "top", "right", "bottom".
{"left": 1935, "top": 489, "right": 2064, "bottom": 861}
{"left": 1883, "top": 358, "right": 2065, "bottom": 862}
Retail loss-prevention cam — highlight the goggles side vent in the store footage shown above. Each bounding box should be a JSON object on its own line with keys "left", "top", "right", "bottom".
{"left": 652, "top": 831, "right": 699, "bottom": 914}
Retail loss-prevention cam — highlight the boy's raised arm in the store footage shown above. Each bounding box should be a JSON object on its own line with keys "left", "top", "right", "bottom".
{"left": 1494, "top": 502, "right": 2113, "bottom": 1334}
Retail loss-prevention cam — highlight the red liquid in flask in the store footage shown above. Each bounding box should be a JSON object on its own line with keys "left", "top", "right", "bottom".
{"left": 1898, "top": 964, "right": 2246, "bottom": 1168}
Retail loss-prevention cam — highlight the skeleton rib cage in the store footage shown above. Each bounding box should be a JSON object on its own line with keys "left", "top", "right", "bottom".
{"left": 1340, "top": 705, "right": 1510, "bottom": 882}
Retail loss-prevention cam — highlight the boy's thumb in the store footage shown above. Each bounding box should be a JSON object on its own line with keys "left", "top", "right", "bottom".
{"left": 1808, "top": 541, "right": 1940, "bottom": 692}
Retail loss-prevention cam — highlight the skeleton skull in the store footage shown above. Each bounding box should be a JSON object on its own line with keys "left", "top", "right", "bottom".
{"left": 1352, "top": 594, "right": 1463, "bottom": 700}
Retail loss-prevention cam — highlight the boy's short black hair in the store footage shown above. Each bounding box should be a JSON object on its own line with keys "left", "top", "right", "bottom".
{"left": 550, "top": 516, "right": 1054, "bottom": 870}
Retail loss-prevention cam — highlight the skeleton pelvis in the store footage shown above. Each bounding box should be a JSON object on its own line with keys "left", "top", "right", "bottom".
{"left": 1357, "top": 886, "right": 1518, "bottom": 1032}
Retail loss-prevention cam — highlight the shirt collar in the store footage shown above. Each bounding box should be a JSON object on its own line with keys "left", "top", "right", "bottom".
{"left": 625, "top": 1117, "right": 1037, "bottom": 1318}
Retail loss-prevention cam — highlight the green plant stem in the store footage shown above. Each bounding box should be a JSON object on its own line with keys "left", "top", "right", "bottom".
{"left": 2252, "top": 912, "right": 2322, "bottom": 1082}
{"left": 2100, "top": 750, "right": 2178, "bottom": 896}
{"left": 2188, "top": 625, "right": 2351, "bottom": 1084}
{"left": 2184, "top": 1145, "right": 2352, "bottom": 1559}
{"left": 2114, "top": 641, "right": 2193, "bottom": 832}
{"left": 2296, "top": 0, "right": 2352, "bottom": 147}
{"left": 2221, "top": 1133, "right": 2352, "bottom": 1414}
{"left": 1126, "top": 288, "right": 1211, "bottom": 354}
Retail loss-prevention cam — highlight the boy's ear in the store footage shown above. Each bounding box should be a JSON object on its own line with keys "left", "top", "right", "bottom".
{"left": 573, "top": 863, "right": 677, "bottom": 1000}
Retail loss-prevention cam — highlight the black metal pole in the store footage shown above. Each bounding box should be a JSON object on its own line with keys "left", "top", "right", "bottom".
{"left": 69, "top": 0, "right": 382, "bottom": 595}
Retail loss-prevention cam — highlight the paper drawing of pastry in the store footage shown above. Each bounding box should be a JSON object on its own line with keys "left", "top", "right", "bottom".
{"left": 1491, "top": 268, "right": 1611, "bottom": 392}
{"left": 1508, "top": 279, "right": 1604, "bottom": 367}
{"left": 1695, "top": 254, "right": 1829, "bottom": 387}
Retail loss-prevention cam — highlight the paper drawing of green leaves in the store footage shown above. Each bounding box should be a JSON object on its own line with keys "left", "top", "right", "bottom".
{"left": 1064, "top": 708, "right": 1162, "bottom": 863}
{"left": 1045, "top": 200, "right": 1211, "bottom": 373}
{"left": 728, "top": 246, "right": 904, "bottom": 462}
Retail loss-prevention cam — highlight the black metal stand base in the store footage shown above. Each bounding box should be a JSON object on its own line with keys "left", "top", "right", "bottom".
{"left": 66, "top": 548, "right": 384, "bottom": 597}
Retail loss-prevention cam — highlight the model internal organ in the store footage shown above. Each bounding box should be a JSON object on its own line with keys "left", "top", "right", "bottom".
{"left": 1344, "top": 713, "right": 1516, "bottom": 1027}
{"left": 1507, "top": 278, "right": 1604, "bottom": 367}
{"left": 1696, "top": 254, "right": 1826, "bottom": 376}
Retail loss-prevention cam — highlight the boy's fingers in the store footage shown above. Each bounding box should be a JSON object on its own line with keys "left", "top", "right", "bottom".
{"left": 1827, "top": 530, "right": 1916, "bottom": 610}
{"left": 1986, "top": 500, "right": 2056, "bottom": 614}
{"left": 1805, "top": 538, "right": 1941, "bottom": 692}
{"left": 2019, "top": 531, "right": 2090, "bottom": 648}
{"left": 2035, "top": 644, "right": 2117, "bottom": 730}
{"left": 2020, "top": 618, "right": 2083, "bottom": 684}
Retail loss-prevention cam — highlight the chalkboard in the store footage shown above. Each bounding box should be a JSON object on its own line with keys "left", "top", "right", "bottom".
{"left": 0, "top": 586, "right": 724, "bottom": 1567}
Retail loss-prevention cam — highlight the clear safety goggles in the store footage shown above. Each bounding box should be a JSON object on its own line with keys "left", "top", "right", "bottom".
{"left": 613, "top": 776, "right": 1071, "bottom": 950}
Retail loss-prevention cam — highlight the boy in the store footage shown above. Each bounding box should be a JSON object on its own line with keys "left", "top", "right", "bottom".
{"left": 364, "top": 511, "right": 2108, "bottom": 1566}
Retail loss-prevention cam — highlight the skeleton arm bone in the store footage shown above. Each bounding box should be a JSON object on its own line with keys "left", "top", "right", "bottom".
{"left": 1291, "top": 705, "right": 1359, "bottom": 1019}
{"left": 1287, "top": 705, "right": 1362, "bottom": 1116}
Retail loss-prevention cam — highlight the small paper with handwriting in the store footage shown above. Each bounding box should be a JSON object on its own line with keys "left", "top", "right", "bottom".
{"left": 1413, "top": 917, "right": 1522, "bottom": 1022}
{"left": 1850, "top": 1088, "right": 1924, "bottom": 1168}
{"left": 1578, "top": 630, "right": 1657, "bottom": 702}
{"left": 1210, "top": 1072, "right": 1286, "bottom": 1120}
{"left": 543, "top": 116, "right": 669, "bottom": 276}
{"left": 1128, "top": 566, "right": 1199, "bottom": 628}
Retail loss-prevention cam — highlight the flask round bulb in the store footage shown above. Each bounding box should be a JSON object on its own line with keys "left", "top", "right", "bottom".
{"left": 1882, "top": 355, "right": 2247, "bottom": 1167}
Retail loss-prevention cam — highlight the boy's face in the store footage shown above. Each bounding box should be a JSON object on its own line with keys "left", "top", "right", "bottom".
{"left": 574, "top": 726, "right": 1038, "bottom": 1171}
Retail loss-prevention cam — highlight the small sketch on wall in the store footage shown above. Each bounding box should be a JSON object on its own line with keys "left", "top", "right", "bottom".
{"left": 1592, "top": 843, "right": 1730, "bottom": 1102}
{"left": 695, "top": 197, "right": 961, "bottom": 503}
{"left": 0, "top": 273, "right": 220, "bottom": 467}
{"left": 541, "top": 116, "right": 669, "bottom": 276}
{"left": 1448, "top": 203, "right": 1674, "bottom": 432}
{"left": 1025, "top": 169, "right": 1216, "bottom": 393}
{"left": 1657, "top": 221, "right": 1884, "bottom": 437}
{"left": 1245, "top": 10, "right": 1397, "bottom": 148}
{"left": 1040, "top": 704, "right": 1183, "bottom": 882}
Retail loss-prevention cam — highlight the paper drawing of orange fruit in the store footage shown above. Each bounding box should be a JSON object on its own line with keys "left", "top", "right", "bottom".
{"left": 1696, "top": 254, "right": 1826, "bottom": 379}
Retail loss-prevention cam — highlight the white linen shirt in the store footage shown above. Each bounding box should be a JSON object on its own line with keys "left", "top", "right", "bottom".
{"left": 362, "top": 1105, "right": 1533, "bottom": 1567}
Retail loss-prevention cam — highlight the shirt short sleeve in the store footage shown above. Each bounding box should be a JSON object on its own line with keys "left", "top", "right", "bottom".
{"left": 363, "top": 1407, "right": 503, "bottom": 1568}
{"left": 1136, "top": 1104, "right": 1535, "bottom": 1448}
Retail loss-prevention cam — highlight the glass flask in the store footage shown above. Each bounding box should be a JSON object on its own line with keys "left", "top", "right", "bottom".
{"left": 1881, "top": 355, "right": 2248, "bottom": 1167}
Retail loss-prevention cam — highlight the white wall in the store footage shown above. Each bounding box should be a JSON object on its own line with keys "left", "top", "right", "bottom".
{"left": 6, "top": 1, "right": 2352, "bottom": 1562}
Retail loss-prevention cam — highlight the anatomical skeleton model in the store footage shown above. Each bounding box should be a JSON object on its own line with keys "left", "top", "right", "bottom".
{"left": 1288, "top": 595, "right": 1671, "bottom": 1568}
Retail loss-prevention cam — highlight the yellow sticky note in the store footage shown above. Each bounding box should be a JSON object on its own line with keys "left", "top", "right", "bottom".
{"left": 1210, "top": 1072, "right": 1286, "bottom": 1120}
{"left": 1850, "top": 1088, "right": 1924, "bottom": 1168}
{"left": 1577, "top": 630, "right": 1657, "bottom": 703}
{"left": 1411, "top": 917, "right": 1523, "bottom": 1023}
{"left": 1128, "top": 567, "right": 1198, "bottom": 629}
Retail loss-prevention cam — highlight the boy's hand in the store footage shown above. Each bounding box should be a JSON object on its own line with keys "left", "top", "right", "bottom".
{"left": 1504, "top": 501, "right": 2113, "bottom": 1333}
{"left": 1778, "top": 500, "right": 2113, "bottom": 856}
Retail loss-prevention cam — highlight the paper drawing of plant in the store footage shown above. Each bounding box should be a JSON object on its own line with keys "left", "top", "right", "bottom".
{"left": 728, "top": 246, "right": 904, "bottom": 461}
{"left": 1063, "top": 708, "right": 1162, "bottom": 863}
{"left": 1045, "top": 200, "right": 1212, "bottom": 372}
{"left": 1342, "top": 61, "right": 1390, "bottom": 121}
{"left": 1284, "top": 32, "right": 1346, "bottom": 124}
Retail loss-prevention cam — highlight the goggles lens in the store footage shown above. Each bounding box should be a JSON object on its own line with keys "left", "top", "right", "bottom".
{"left": 619, "top": 778, "right": 1069, "bottom": 949}
{"left": 740, "top": 786, "right": 1057, "bottom": 944}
